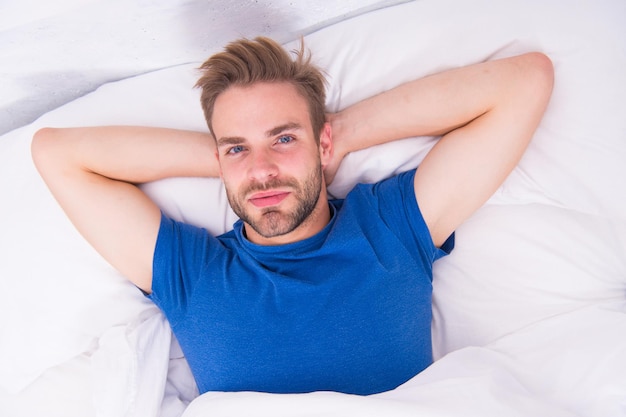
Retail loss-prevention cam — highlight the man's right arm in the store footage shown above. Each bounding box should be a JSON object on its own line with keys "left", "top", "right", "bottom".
{"left": 31, "top": 126, "right": 218, "bottom": 293}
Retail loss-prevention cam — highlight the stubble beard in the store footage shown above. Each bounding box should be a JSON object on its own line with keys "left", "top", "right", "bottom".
{"left": 226, "top": 163, "right": 323, "bottom": 239}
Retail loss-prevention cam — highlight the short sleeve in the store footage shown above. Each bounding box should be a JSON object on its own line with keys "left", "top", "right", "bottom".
{"left": 148, "top": 212, "right": 216, "bottom": 326}
{"left": 367, "top": 170, "right": 454, "bottom": 263}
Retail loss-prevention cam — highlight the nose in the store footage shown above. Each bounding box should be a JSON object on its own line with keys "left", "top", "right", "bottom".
{"left": 247, "top": 148, "right": 278, "bottom": 182}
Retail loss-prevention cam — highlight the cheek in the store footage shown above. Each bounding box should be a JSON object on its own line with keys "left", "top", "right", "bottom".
{"left": 217, "top": 154, "right": 240, "bottom": 175}
{"left": 218, "top": 163, "right": 243, "bottom": 190}
{"left": 281, "top": 158, "right": 315, "bottom": 179}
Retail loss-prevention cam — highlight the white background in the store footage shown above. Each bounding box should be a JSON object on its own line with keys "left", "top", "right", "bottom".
{"left": 0, "top": 0, "right": 408, "bottom": 135}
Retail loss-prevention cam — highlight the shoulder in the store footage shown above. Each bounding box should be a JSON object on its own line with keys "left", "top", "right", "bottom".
{"left": 153, "top": 214, "right": 232, "bottom": 276}
{"left": 150, "top": 214, "right": 235, "bottom": 318}
{"left": 347, "top": 170, "right": 417, "bottom": 217}
{"left": 340, "top": 169, "right": 452, "bottom": 258}
{"left": 346, "top": 169, "right": 416, "bottom": 202}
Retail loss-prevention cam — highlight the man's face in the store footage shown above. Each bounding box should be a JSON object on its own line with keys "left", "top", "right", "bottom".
{"left": 212, "top": 82, "right": 332, "bottom": 245}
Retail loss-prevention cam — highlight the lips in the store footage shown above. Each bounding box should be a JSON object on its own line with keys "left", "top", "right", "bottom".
{"left": 248, "top": 190, "right": 290, "bottom": 208}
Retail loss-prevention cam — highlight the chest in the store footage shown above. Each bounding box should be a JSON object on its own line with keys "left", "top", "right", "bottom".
{"left": 176, "top": 242, "right": 433, "bottom": 395}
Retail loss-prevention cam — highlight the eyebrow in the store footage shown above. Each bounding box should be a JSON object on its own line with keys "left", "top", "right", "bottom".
{"left": 266, "top": 122, "right": 303, "bottom": 138}
{"left": 216, "top": 136, "right": 245, "bottom": 148}
{"left": 217, "top": 122, "right": 303, "bottom": 147}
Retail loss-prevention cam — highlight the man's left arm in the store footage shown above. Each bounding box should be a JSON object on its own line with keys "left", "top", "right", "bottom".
{"left": 328, "top": 53, "right": 554, "bottom": 247}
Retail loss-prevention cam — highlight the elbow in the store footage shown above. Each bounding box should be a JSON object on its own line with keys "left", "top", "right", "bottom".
{"left": 505, "top": 52, "right": 554, "bottom": 118}
{"left": 527, "top": 52, "right": 554, "bottom": 76}
{"left": 32, "top": 126, "right": 56, "bottom": 146}
{"left": 31, "top": 127, "right": 53, "bottom": 169}
{"left": 534, "top": 52, "right": 554, "bottom": 85}
{"left": 31, "top": 127, "right": 64, "bottom": 175}
{"left": 526, "top": 52, "right": 555, "bottom": 101}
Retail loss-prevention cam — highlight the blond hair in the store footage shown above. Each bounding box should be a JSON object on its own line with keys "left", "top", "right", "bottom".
{"left": 195, "top": 37, "right": 327, "bottom": 140}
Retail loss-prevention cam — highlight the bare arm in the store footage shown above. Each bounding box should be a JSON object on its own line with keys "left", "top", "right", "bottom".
{"left": 329, "top": 52, "right": 554, "bottom": 246}
{"left": 31, "top": 126, "right": 218, "bottom": 293}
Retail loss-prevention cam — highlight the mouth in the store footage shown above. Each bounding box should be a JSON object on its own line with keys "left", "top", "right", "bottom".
{"left": 248, "top": 190, "right": 291, "bottom": 208}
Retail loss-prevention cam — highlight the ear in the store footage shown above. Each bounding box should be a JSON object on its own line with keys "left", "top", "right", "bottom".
{"left": 318, "top": 122, "right": 333, "bottom": 168}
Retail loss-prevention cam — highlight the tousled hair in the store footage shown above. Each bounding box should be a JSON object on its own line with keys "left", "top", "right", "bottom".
{"left": 195, "top": 37, "right": 327, "bottom": 141}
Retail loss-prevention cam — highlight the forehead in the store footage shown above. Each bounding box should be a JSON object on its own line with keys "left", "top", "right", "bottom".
{"left": 212, "top": 82, "right": 311, "bottom": 140}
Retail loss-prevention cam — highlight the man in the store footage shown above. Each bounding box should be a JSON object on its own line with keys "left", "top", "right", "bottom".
{"left": 32, "top": 37, "right": 553, "bottom": 395}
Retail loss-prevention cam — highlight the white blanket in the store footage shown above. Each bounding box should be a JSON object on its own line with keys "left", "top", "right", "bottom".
{"left": 1, "top": 0, "right": 625, "bottom": 416}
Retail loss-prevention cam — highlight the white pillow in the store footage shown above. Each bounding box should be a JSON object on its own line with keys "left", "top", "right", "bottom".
{"left": 432, "top": 204, "right": 626, "bottom": 357}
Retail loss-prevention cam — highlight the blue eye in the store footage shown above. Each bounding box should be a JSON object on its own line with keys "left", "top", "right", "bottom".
{"left": 227, "top": 145, "right": 245, "bottom": 155}
{"left": 277, "top": 135, "right": 294, "bottom": 144}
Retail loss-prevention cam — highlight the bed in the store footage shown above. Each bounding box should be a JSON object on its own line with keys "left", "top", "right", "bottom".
{"left": 1, "top": 0, "right": 625, "bottom": 416}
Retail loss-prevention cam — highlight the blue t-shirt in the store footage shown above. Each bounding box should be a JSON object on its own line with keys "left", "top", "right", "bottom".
{"left": 149, "top": 169, "right": 453, "bottom": 395}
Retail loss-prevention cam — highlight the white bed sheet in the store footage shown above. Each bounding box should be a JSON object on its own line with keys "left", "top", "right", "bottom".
{"left": 1, "top": 0, "right": 625, "bottom": 416}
